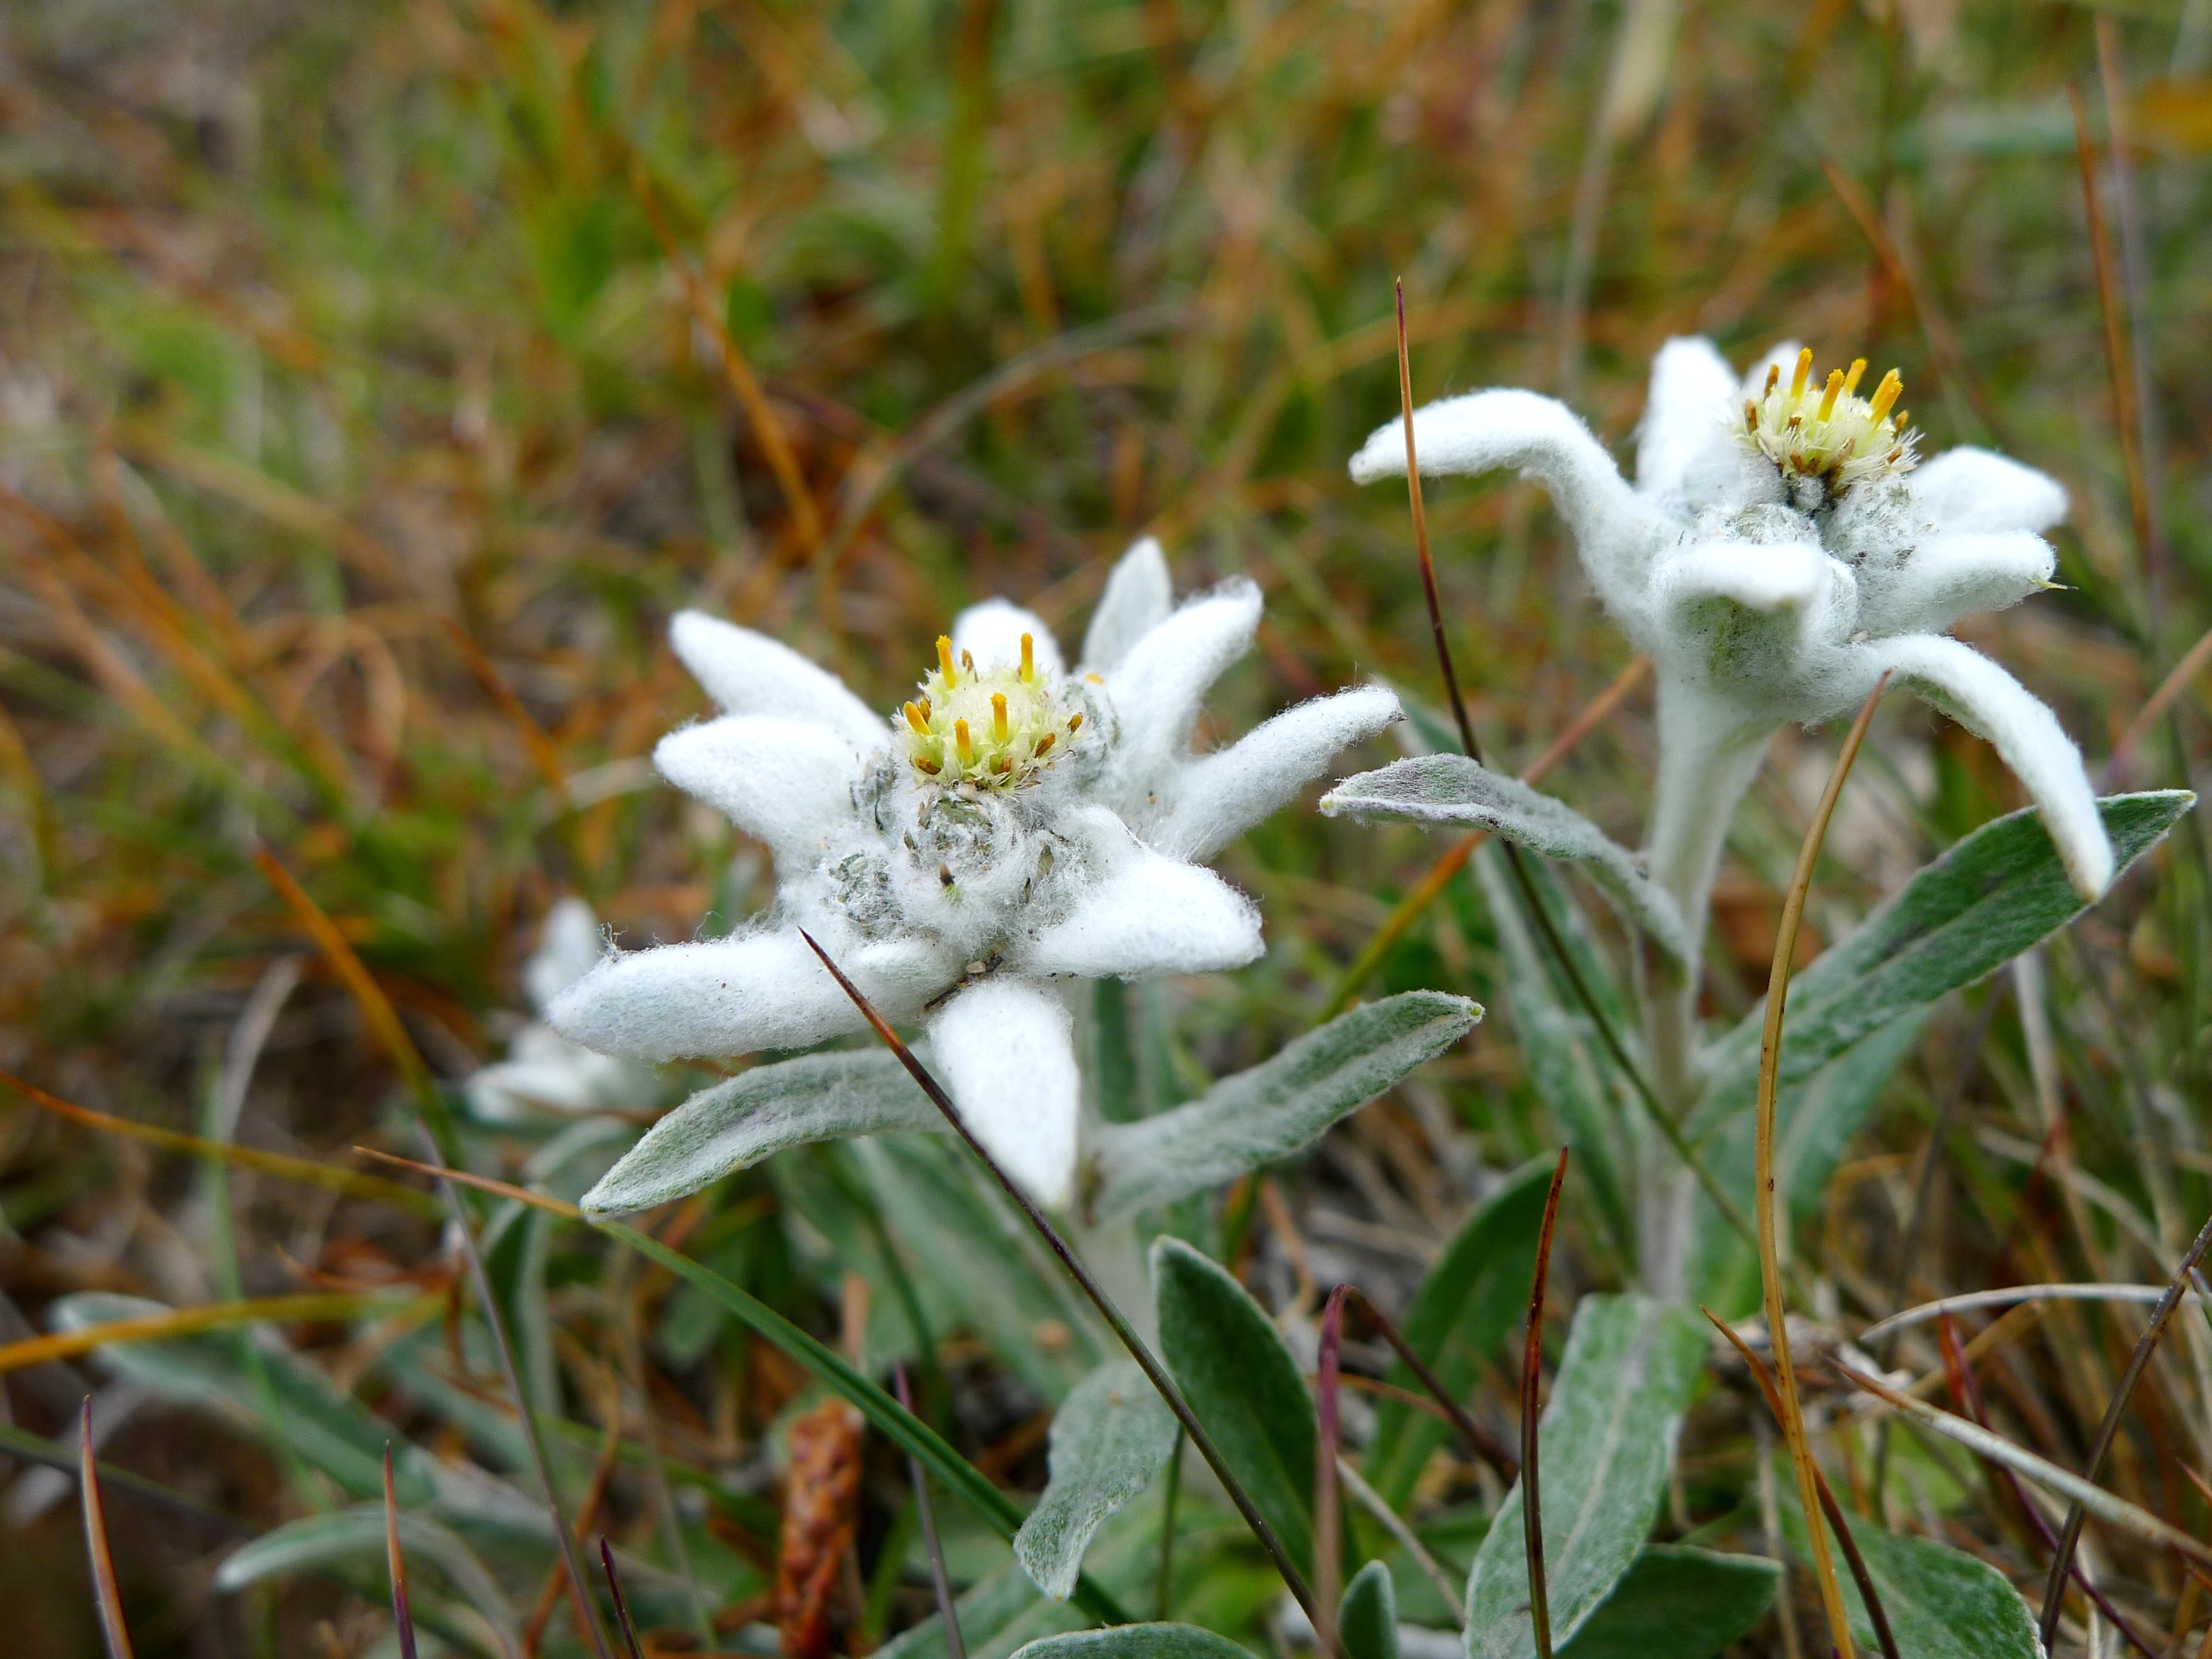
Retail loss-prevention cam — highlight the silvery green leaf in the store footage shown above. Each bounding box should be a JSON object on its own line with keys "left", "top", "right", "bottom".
{"left": 1014, "top": 1361, "right": 1178, "bottom": 1601}
{"left": 1089, "top": 993, "right": 1479, "bottom": 1224}
{"left": 582, "top": 1048, "right": 937, "bottom": 1214}
{"left": 1692, "top": 791, "right": 2191, "bottom": 1137}
{"left": 1339, "top": 1561, "right": 1401, "bottom": 1659}
{"left": 1464, "top": 1295, "right": 1708, "bottom": 1659}
{"left": 215, "top": 1505, "right": 520, "bottom": 1655}
{"left": 1778, "top": 1487, "right": 2041, "bottom": 1659}
{"left": 1151, "top": 1236, "right": 1325, "bottom": 1579}
{"left": 1324, "top": 755, "right": 1690, "bottom": 962}
{"left": 1363, "top": 1155, "right": 1555, "bottom": 1509}
{"left": 1470, "top": 846, "right": 1638, "bottom": 1261}
{"left": 1554, "top": 1546, "right": 1778, "bottom": 1659}
{"left": 1011, "top": 1627, "right": 1256, "bottom": 1659}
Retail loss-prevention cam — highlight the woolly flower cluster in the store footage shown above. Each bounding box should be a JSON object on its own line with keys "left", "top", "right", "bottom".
{"left": 1349, "top": 336, "right": 2110, "bottom": 960}
{"left": 547, "top": 538, "right": 1401, "bottom": 1206}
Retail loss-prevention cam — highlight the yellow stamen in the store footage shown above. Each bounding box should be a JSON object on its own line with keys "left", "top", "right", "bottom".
{"left": 992, "top": 755, "right": 1011, "bottom": 775}
{"left": 961, "top": 649, "right": 976, "bottom": 676}
{"left": 915, "top": 757, "right": 940, "bottom": 775}
{"left": 1019, "top": 633, "right": 1035, "bottom": 683}
{"left": 904, "top": 702, "right": 930, "bottom": 736}
{"left": 1744, "top": 398, "right": 1758, "bottom": 433}
{"left": 1816, "top": 369, "right": 1845, "bottom": 421}
{"left": 954, "top": 720, "right": 975, "bottom": 767}
{"left": 1868, "top": 369, "right": 1903, "bottom": 422}
{"left": 918, "top": 695, "right": 931, "bottom": 721}
{"left": 1789, "top": 347, "right": 1814, "bottom": 400}
{"left": 1764, "top": 363, "right": 1781, "bottom": 395}
{"left": 991, "top": 693, "right": 1009, "bottom": 743}
{"left": 1891, "top": 409, "right": 1909, "bottom": 434}
{"left": 1067, "top": 712, "right": 1084, "bottom": 733}
{"left": 1033, "top": 732, "right": 1055, "bottom": 758}
{"left": 1843, "top": 358, "right": 1868, "bottom": 397}
{"left": 936, "top": 635, "right": 956, "bottom": 683}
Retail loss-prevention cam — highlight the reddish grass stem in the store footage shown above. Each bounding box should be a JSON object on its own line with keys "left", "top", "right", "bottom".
{"left": 79, "top": 1398, "right": 136, "bottom": 1659}
{"left": 599, "top": 1540, "right": 646, "bottom": 1659}
{"left": 383, "top": 1444, "right": 419, "bottom": 1659}
{"left": 1341, "top": 1284, "right": 1518, "bottom": 1481}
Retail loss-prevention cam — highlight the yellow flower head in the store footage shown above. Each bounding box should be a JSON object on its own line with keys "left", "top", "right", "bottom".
{"left": 1740, "top": 348, "right": 1917, "bottom": 494}
{"left": 900, "top": 632, "right": 1083, "bottom": 789}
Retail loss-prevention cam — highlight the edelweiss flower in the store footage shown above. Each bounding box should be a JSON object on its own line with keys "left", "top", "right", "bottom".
{"left": 547, "top": 538, "right": 1401, "bottom": 1206}
{"left": 1348, "top": 337, "right": 2111, "bottom": 961}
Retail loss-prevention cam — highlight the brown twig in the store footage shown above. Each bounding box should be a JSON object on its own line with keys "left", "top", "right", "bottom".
{"left": 796, "top": 929, "right": 1343, "bottom": 1654}
{"left": 384, "top": 1445, "right": 419, "bottom": 1659}
{"left": 1522, "top": 1150, "right": 1569, "bottom": 1659}
{"left": 80, "top": 1399, "right": 136, "bottom": 1659}
{"left": 2040, "top": 1204, "right": 2212, "bottom": 1650}
{"left": 1755, "top": 673, "right": 1888, "bottom": 1659}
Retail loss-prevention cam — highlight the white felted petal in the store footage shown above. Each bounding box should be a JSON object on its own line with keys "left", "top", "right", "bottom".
{"left": 654, "top": 717, "right": 860, "bottom": 866}
{"left": 1854, "top": 634, "right": 2113, "bottom": 900}
{"left": 1101, "top": 578, "right": 1263, "bottom": 794}
{"left": 668, "top": 611, "right": 888, "bottom": 753}
{"left": 1142, "top": 685, "right": 1404, "bottom": 861}
{"left": 952, "top": 599, "right": 1066, "bottom": 677}
{"left": 1651, "top": 538, "right": 1829, "bottom": 613}
{"left": 1856, "top": 532, "right": 2057, "bottom": 638}
{"left": 523, "top": 898, "right": 605, "bottom": 1013}
{"left": 548, "top": 928, "right": 930, "bottom": 1061}
{"left": 1635, "top": 337, "right": 1740, "bottom": 500}
{"left": 1023, "top": 841, "right": 1263, "bottom": 979}
{"left": 1347, "top": 389, "right": 1654, "bottom": 607}
{"left": 1081, "top": 536, "right": 1174, "bottom": 672}
{"left": 1909, "top": 447, "right": 2068, "bottom": 535}
{"left": 927, "top": 977, "right": 1081, "bottom": 1208}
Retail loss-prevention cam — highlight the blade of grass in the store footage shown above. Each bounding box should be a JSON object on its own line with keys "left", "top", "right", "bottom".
{"left": 1315, "top": 1284, "right": 1348, "bottom": 1654}
{"left": 797, "top": 928, "right": 1343, "bottom": 1654}
{"left": 80, "top": 1398, "right": 136, "bottom": 1659}
{"left": 1755, "top": 673, "right": 1888, "bottom": 1659}
{"left": 1704, "top": 1310, "right": 1900, "bottom": 1659}
{"left": 1936, "top": 1318, "right": 2159, "bottom": 1659}
{"left": 2038, "top": 1204, "right": 2212, "bottom": 1649}
{"left": 598, "top": 1541, "right": 645, "bottom": 1659}
{"left": 0, "top": 1069, "right": 442, "bottom": 1218}
{"left": 1522, "top": 1148, "right": 1569, "bottom": 1659}
{"left": 415, "top": 1129, "right": 612, "bottom": 1659}
{"left": 896, "top": 1364, "right": 966, "bottom": 1659}
{"left": 1156, "top": 1427, "right": 1184, "bottom": 1621}
{"left": 352, "top": 1147, "right": 1138, "bottom": 1626}
{"left": 385, "top": 1444, "right": 420, "bottom": 1659}
{"left": 0, "top": 1292, "right": 417, "bottom": 1378}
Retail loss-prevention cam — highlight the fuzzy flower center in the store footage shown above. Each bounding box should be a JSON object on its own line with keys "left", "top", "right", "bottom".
{"left": 1740, "top": 347, "right": 1918, "bottom": 494}
{"left": 899, "top": 632, "right": 1083, "bottom": 789}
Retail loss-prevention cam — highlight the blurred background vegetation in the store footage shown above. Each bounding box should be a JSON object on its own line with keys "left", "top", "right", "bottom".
{"left": 2, "top": 0, "right": 2210, "bottom": 1652}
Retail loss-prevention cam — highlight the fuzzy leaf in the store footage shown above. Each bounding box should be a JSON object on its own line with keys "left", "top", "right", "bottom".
{"left": 1010, "top": 1627, "right": 1257, "bottom": 1659}
{"left": 1470, "top": 846, "right": 1639, "bottom": 1261}
{"left": 1090, "top": 993, "right": 1479, "bottom": 1223}
{"left": 1339, "top": 1561, "right": 1401, "bottom": 1659}
{"left": 1778, "top": 1489, "right": 2041, "bottom": 1659}
{"left": 1151, "top": 1236, "right": 1322, "bottom": 1579}
{"left": 1464, "top": 1296, "right": 1708, "bottom": 1659}
{"left": 1363, "top": 1155, "right": 1554, "bottom": 1509}
{"left": 1323, "top": 755, "right": 1691, "bottom": 961}
{"left": 1555, "top": 1546, "right": 1779, "bottom": 1659}
{"left": 1693, "top": 790, "right": 2192, "bottom": 1138}
{"left": 215, "top": 1505, "right": 520, "bottom": 1651}
{"left": 1015, "top": 1361, "right": 1179, "bottom": 1601}
{"left": 583, "top": 1049, "right": 937, "bottom": 1214}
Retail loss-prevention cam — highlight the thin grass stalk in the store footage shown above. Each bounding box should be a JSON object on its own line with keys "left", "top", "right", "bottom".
{"left": 384, "top": 1444, "right": 420, "bottom": 1659}
{"left": 79, "top": 1399, "right": 136, "bottom": 1659}
{"left": 418, "top": 1129, "right": 614, "bottom": 1659}
{"left": 1335, "top": 1453, "right": 1466, "bottom": 1626}
{"left": 0, "top": 1423, "right": 243, "bottom": 1537}
{"left": 598, "top": 1541, "right": 645, "bottom": 1659}
{"left": 1395, "top": 277, "right": 1471, "bottom": 762}
{"left": 1936, "top": 1318, "right": 2160, "bottom": 1659}
{"left": 1342, "top": 1285, "right": 1517, "bottom": 1480}
{"left": 1315, "top": 1285, "right": 1349, "bottom": 1652}
{"left": 797, "top": 928, "right": 1345, "bottom": 1655}
{"left": 1755, "top": 673, "right": 1888, "bottom": 1659}
{"left": 1522, "top": 1149, "right": 1569, "bottom": 1659}
{"left": 896, "top": 1364, "right": 967, "bottom": 1659}
{"left": 1157, "top": 1429, "right": 1184, "bottom": 1621}
{"left": 2070, "top": 84, "right": 2154, "bottom": 605}
{"left": 1704, "top": 1312, "right": 1900, "bottom": 1659}
{"left": 2039, "top": 1204, "right": 2212, "bottom": 1649}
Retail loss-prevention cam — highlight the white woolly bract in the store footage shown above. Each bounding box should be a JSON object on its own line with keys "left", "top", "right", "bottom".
{"left": 654, "top": 716, "right": 860, "bottom": 868}
{"left": 928, "top": 977, "right": 1081, "bottom": 1208}
{"left": 1081, "top": 535, "right": 1172, "bottom": 672}
{"left": 668, "top": 610, "right": 887, "bottom": 753}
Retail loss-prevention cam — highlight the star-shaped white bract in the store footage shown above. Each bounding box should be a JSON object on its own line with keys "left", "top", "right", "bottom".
{"left": 466, "top": 898, "right": 663, "bottom": 1121}
{"left": 1347, "top": 337, "right": 2111, "bottom": 956}
{"left": 546, "top": 538, "right": 1402, "bottom": 1207}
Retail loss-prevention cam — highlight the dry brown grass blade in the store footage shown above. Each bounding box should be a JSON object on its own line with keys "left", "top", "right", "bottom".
{"left": 2109, "top": 620, "right": 2212, "bottom": 782}
{"left": 2070, "top": 82, "right": 2155, "bottom": 593}
{"left": 0, "top": 1069, "right": 442, "bottom": 1217}
{"left": 354, "top": 1148, "right": 589, "bottom": 1221}
{"left": 2039, "top": 1204, "right": 2212, "bottom": 1649}
{"left": 1522, "top": 1148, "right": 1569, "bottom": 1659}
{"left": 1755, "top": 672, "right": 1888, "bottom": 1659}
{"left": 437, "top": 617, "right": 568, "bottom": 794}
{"left": 384, "top": 1444, "right": 420, "bottom": 1659}
{"left": 1342, "top": 1285, "right": 1518, "bottom": 1481}
{"left": 0, "top": 1292, "right": 418, "bottom": 1378}
{"left": 1704, "top": 1310, "right": 1900, "bottom": 1659}
{"left": 80, "top": 1398, "right": 136, "bottom": 1659}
